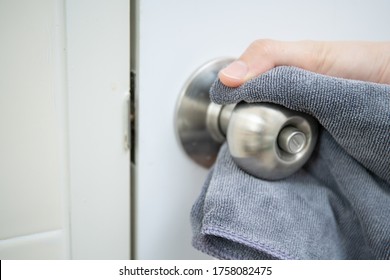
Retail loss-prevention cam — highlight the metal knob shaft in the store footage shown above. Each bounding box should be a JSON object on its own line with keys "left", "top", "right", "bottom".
{"left": 175, "top": 58, "right": 318, "bottom": 180}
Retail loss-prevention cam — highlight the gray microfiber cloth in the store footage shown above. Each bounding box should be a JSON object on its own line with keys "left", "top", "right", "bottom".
{"left": 191, "top": 66, "right": 390, "bottom": 259}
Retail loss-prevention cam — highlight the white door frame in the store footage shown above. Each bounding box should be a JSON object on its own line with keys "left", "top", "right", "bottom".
{"left": 66, "top": 0, "right": 131, "bottom": 259}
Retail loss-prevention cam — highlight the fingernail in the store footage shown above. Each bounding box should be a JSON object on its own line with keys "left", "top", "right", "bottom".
{"left": 220, "top": 60, "right": 248, "bottom": 80}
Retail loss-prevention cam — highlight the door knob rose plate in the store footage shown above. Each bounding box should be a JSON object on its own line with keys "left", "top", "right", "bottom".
{"left": 175, "top": 58, "right": 318, "bottom": 180}
{"left": 175, "top": 58, "right": 234, "bottom": 168}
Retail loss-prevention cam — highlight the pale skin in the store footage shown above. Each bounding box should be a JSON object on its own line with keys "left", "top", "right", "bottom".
{"left": 218, "top": 40, "right": 390, "bottom": 87}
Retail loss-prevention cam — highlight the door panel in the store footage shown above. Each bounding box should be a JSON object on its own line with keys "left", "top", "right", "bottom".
{"left": 135, "top": 0, "right": 389, "bottom": 259}
{"left": 0, "top": 0, "right": 131, "bottom": 260}
{"left": 0, "top": 0, "right": 69, "bottom": 259}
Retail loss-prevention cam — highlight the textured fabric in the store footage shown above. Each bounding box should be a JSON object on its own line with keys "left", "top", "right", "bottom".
{"left": 191, "top": 66, "right": 390, "bottom": 259}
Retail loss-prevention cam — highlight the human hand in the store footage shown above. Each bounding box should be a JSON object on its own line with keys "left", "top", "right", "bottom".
{"left": 219, "top": 40, "right": 390, "bottom": 87}
{"left": 210, "top": 49, "right": 390, "bottom": 184}
{"left": 201, "top": 41, "right": 390, "bottom": 261}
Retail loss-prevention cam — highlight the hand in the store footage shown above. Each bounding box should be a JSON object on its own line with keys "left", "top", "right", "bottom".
{"left": 219, "top": 40, "right": 390, "bottom": 87}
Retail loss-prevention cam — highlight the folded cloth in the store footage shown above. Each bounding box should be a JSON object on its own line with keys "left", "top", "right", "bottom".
{"left": 191, "top": 66, "right": 390, "bottom": 259}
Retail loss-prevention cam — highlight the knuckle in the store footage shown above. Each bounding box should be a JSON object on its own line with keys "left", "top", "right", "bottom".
{"left": 249, "top": 39, "right": 276, "bottom": 56}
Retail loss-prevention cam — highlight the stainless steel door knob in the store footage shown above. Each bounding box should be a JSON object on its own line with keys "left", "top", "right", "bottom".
{"left": 225, "top": 102, "right": 318, "bottom": 180}
{"left": 175, "top": 58, "right": 318, "bottom": 180}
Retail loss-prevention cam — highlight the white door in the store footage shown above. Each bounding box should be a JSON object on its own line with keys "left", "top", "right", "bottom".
{"left": 0, "top": 0, "right": 130, "bottom": 259}
{"left": 133, "top": 0, "right": 390, "bottom": 259}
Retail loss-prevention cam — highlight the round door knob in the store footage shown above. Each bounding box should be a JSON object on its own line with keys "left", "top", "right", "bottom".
{"left": 227, "top": 102, "right": 318, "bottom": 180}
{"left": 175, "top": 58, "right": 318, "bottom": 180}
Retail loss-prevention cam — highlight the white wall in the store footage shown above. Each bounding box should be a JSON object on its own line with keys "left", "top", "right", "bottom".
{"left": 0, "top": 0, "right": 130, "bottom": 259}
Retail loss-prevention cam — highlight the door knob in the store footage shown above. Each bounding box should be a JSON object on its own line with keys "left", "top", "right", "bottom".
{"left": 175, "top": 58, "right": 318, "bottom": 180}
